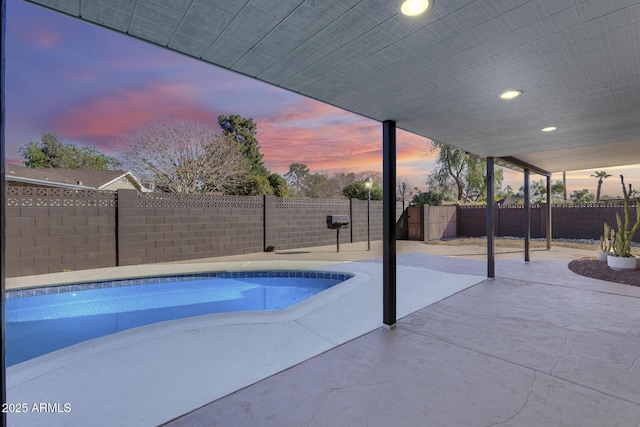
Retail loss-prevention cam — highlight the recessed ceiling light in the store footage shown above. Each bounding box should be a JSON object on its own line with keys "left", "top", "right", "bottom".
{"left": 401, "top": 0, "right": 431, "bottom": 16}
{"left": 541, "top": 127, "right": 557, "bottom": 132}
{"left": 500, "top": 90, "right": 522, "bottom": 100}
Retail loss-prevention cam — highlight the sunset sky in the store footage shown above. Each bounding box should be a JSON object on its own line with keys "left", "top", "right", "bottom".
{"left": 5, "top": 0, "right": 638, "bottom": 198}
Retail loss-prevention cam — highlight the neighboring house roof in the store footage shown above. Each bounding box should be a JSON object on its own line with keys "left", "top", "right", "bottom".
{"left": 498, "top": 196, "right": 524, "bottom": 206}
{"left": 5, "top": 163, "right": 145, "bottom": 191}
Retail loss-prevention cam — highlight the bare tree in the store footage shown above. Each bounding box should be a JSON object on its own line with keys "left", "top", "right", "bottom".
{"left": 119, "top": 121, "right": 249, "bottom": 193}
{"left": 398, "top": 181, "right": 409, "bottom": 209}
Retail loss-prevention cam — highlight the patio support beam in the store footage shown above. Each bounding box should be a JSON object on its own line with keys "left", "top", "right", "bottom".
{"left": 382, "top": 120, "right": 396, "bottom": 327}
{"left": 496, "top": 156, "right": 551, "bottom": 176}
{"left": 546, "top": 175, "right": 552, "bottom": 250}
{"left": 524, "top": 168, "right": 530, "bottom": 262}
{"left": 486, "top": 157, "right": 495, "bottom": 278}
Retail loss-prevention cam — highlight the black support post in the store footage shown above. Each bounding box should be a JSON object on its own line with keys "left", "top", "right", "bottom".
{"left": 546, "top": 175, "right": 552, "bottom": 250}
{"left": 524, "top": 168, "right": 530, "bottom": 262}
{"left": 382, "top": 120, "right": 396, "bottom": 327}
{"left": 486, "top": 157, "right": 495, "bottom": 279}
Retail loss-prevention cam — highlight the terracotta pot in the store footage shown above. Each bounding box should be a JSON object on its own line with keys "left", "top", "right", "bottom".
{"left": 607, "top": 254, "right": 637, "bottom": 271}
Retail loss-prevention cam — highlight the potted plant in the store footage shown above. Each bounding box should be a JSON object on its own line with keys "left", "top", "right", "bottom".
{"left": 597, "top": 223, "right": 611, "bottom": 261}
{"left": 607, "top": 175, "right": 640, "bottom": 270}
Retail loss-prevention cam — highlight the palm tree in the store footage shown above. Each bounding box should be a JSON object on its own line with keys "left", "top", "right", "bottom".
{"left": 591, "top": 171, "right": 611, "bottom": 202}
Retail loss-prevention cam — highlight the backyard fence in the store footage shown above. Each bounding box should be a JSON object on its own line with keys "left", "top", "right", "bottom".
{"left": 5, "top": 187, "right": 401, "bottom": 277}
{"left": 6, "top": 186, "right": 638, "bottom": 277}
{"left": 456, "top": 202, "right": 639, "bottom": 242}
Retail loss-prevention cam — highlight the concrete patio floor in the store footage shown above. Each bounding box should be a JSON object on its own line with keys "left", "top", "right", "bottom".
{"left": 6, "top": 240, "right": 640, "bottom": 426}
{"left": 5, "top": 241, "right": 482, "bottom": 426}
{"left": 163, "top": 243, "right": 640, "bottom": 427}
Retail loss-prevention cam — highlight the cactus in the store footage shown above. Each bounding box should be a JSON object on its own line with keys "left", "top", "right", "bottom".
{"left": 611, "top": 175, "right": 640, "bottom": 257}
{"left": 599, "top": 223, "right": 611, "bottom": 252}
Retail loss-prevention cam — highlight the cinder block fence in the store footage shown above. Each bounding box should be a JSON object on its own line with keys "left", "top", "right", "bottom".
{"left": 6, "top": 186, "right": 638, "bottom": 278}
{"left": 5, "top": 188, "right": 394, "bottom": 277}
{"left": 456, "top": 203, "right": 640, "bottom": 242}
{"left": 6, "top": 187, "right": 117, "bottom": 278}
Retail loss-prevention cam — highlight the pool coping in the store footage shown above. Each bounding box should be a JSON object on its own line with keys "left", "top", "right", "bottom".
{"left": 5, "top": 270, "right": 354, "bottom": 298}
{"left": 4, "top": 260, "right": 349, "bottom": 290}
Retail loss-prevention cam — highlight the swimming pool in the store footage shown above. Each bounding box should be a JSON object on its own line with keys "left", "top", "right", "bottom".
{"left": 5, "top": 271, "right": 352, "bottom": 366}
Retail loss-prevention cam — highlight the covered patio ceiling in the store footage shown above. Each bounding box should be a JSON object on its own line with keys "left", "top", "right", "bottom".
{"left": 23, "top": 0, "right": 640, "bottom": 174}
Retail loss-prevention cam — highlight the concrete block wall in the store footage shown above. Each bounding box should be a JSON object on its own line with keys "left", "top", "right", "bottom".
{"left": 457, "top": 203, "right": 640, "bottom": 242}
{"left": 457, "top": 205, "right": 542, "bottom": 238}
{"left": 5, "top": 187, "right": 116, "bottom": 277}
{"left": 456, "top": 206, "right": 486, "bottom": 237}
{"left": 349, "top": 199, "right": 383, "bottom": 243}
{"left": 495, "top": 206, "right": 544, "bottom": 238}
{"left": 118, "top": 190, "right": 263, "bottom": 265}
{"left": 19, "top": 187, "right": 637, "bottom": 278}
{"left": 267, "top": 197, "right": 351, "bottom": 251}
{"left": 6, "top": 188, "right": 398, "bottom": 277}
{"left": 264, "top": 197, "right": 400, "bottom": 251}
{"left": 549, "top": 204, "right": 636, "bottom": 241}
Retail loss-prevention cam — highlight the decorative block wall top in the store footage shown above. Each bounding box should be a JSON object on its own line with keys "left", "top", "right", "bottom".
{"left": 551, "top": 202, "right": 631, "bottom": 208}
{"left": 275, "top": 197, "right": 349, "bottom": 210}
{"left": 136, "top": 192, "right": 263, "bottom": 208}
{"left": 6, "top": 186, "right": 117, "bottom": 207}
{"left": 457, "top": 202, "right": 634, "bottom": 209}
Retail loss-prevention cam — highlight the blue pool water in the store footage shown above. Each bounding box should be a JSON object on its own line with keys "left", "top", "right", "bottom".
{"left": 5, "top": 272, "right": 350, "bottom": 366}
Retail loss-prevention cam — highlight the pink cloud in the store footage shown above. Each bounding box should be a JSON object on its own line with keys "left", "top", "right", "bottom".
{"left": 270, "top": 98, "right": 345, "bottom": 123}
{"left": 258, "top": 104, "right": 434, "bottom": 177}
{"left": 20, "top": 28, "right": 62, "bottom": 49}
{"left": 40, "top": 75, "right": 435, "bottom": 186}
{"left": 258, "top": 118, "right": 380, "bottom": 172}
{"left": 50, "top": 82, "right": 218, "bottom": 150}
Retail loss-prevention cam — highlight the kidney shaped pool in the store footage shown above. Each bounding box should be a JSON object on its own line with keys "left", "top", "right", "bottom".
{"left": 5, "top": 270, "right": 352, "bottom": 366}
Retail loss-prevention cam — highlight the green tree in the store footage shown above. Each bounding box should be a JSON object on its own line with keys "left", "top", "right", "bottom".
{"left": 430, "top": 142, "right": 466, "bottom": 201}
{"left": 531, "top": 180, "right": 547, "bottom": 204}
{"left": 233, "top": 175, "right": 274, "bottom": 196}
{"left": 332, "top": 172, "right": 358, "bottom": 194}
{"left": 217, "top": 114, "right": 268, "bottom": 176}
{"left": 284, "top": 163, "right": 379, "bottom": 199}
{"left": 303, "top": 173, "right": 341, "bottom": 199}
{"left": 267, "top": 173, "right": 290, "bottom": 197}
{"left": 283, "top": 163, "right": 351, "bottom": 198}
{"left": 341, "top": 181, "right": 382, "bottom": 200}
{"left": 590, "top": 170, "right": 611, "bottom": 202}
{"left": 462, "top": 156, "right": 486, "bottom": 201}
{"left": 20, "top": 133, "right": 120, "bottom": 170}
{"left": 284, "top": 163, "right": 311, "bottom": 196}
{"left": 428, "top": 141, "right": 505, "bottom": 203}
{"left": 519, "top": 179, "right": 564, "bottom": 204}
{"left": 570, "top": 189, "right": 596, "bottom": 203}
{"left": 217, "top": 114, "right": 290, "bottom": 196}
{"left": 496, "top": 184, "right": 515, "bottom": 201}
{"left": 411, "top": 190, "right": 444, "bottom": 206}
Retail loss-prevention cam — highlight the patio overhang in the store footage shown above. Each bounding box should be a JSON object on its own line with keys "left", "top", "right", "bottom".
{"left": 14, "top": 0, "right": 640, "bottom": 174}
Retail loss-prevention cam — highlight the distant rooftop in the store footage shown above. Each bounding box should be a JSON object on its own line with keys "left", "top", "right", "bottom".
{"left": 5, "top": 163, "right": 144, "bottom": 191}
